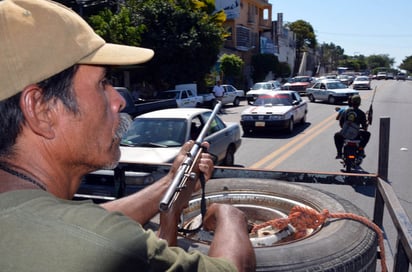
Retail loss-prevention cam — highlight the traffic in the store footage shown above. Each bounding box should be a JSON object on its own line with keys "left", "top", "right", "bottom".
{"left": 79, "top": 79, "right": 412, "bottom": 270}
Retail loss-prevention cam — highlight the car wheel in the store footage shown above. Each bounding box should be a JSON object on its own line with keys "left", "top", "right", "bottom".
{"left": 153, "top": 179, "right": 377, "bottom": 271}
{"left": 328, "top": 96, "right": 336, "bottom": 104}
{"left": 308, "top": 94, "right": 315, "bottom": 102}
{"left": 286, "top": 118, "right": 294, "bottom": 133}
{"left": 222, "top": 145, "right": 235, "bottom": 166}
{"left": 233, "top": 97, "right": 240, "bottom": 107}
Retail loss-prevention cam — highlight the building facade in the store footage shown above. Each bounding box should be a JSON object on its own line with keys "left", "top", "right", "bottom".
{"left": 217, "top": 0, "right": 274, "bottom": 88}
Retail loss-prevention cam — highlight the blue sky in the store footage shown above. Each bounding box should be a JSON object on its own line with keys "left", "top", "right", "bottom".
{"left": 269, "top": 0, "right": 412, "bottom": 68}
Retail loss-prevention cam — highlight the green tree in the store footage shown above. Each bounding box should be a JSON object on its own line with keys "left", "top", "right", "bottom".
{"left": 278, "top": 62, "right": 291, "bottom": 78}
{"left": 338, "top": 56, "right": 368, "bottom": 72}
{"left": 87, "top": 6, "right": 143, "bottom": 46}
{"left": 219, "top": 54, "right": 244, "bottom": 86}
{"left": 319, "top": 43, "right": 344, "bottom": 73}
{"left": 286, "top": 20, "right": 317, "bottom": 75}
{"left": 251, "top": 54, "right": 279, "bottom": 82}
{"left": 399, "top": 56, "right": 412, "bottom": 73}
{"left": 286, "top": 20, "right": 317, "bottom": 50}
{"left": 130, "top": 0, "right": 227, "bottom": 91}
{"left": 366, "top": 54, "right": 395, "bottom": 72}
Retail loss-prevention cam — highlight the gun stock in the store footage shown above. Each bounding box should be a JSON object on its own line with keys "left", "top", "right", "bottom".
{"left": 159, "top": 102, "right": 222, "bottom": 212}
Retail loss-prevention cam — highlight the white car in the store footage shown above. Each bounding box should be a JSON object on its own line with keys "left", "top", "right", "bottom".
{"left": 157, "top": 89, "right": 203, "bottom": 108}
{"left": 306, "top": 79, "right": 359, "bottom": 104}
{"left": 82, "top": 108, "right": 242, "bottom": 189}
{"left": 240, "top": 91, "right": 308, "bottom": 134}
{"left": 120, "top": 108, "right": 241, "bottom": 166}
{"left": 221, "top": 84, "right": 245, "bottom": 106}
{"left": 352, "top": 76, "right": 371, "bottom": 90}
{"left": 246, "top": 81, "right": 279, "bottom": 104}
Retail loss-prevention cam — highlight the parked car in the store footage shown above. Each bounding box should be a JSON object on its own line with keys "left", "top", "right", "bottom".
{"left": 157, "top": 89, "right": 203, "bottom": 108}
{"left": 337, "top": 74, "right": 354, "bottom": 86}
{"left": 396, "top": 73, "right": 406, "bottom": 81}
{"left": 267, "top": 80, "right": 282, "bottom": 90}
{"left": 352, "top": 76, "right": 372, "bottom": 90}
{"left": 220, "top": 84, "right": 245, "bottom": 106}
{"left": 240, "top": 90, "right": 308, "bottom": 135}
{"left": 306, "top": 79, "right": 359, "bottom": 104}
{"left": 281, "top": 76, "right": 315, "bottom": 95}
{"left": 246, "top": 81, "right": 278, "bottom": 104}
{"left": 116, "top": 87, "right": 177, "bottom": 118}
{"left": 386, "top": 72, "right": 395, "bottom": 80}
{"left": 376, "top": 72, "right": 387, "bottom": 80}
{"left": 120, "top": 108, "right": 242, "bottom": 166}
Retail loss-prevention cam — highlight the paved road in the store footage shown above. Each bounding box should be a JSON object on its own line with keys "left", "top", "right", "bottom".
{"left": 217, "top": 79, "right": 412, "bottom": 268}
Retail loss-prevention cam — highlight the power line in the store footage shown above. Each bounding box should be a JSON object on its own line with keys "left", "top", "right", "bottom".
{"left": 317, "top": 31, "right": 412, "bottom": 38}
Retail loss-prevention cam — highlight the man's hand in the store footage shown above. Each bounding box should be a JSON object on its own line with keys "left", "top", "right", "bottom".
{"left": 158, "top": 140, "right": 214, "bottom": 245}
{"left": 168, "top": 140, "right": 214, "bottom": 191}
{"left": 203, "top": 203, "right": 256, "bottom": 272}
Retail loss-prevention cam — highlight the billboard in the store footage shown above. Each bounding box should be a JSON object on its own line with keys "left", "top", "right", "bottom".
{"left": 215, "top": 0, "right": 240, "bottom": 20}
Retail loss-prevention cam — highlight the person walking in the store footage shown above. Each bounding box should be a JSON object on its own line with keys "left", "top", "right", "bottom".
{"left": 213, "top": 80, "right": 225, "bottom": 113}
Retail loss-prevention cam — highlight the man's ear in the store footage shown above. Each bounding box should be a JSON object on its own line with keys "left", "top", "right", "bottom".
{"left": 20, "top": 85, "right": 56, "bottom": 139}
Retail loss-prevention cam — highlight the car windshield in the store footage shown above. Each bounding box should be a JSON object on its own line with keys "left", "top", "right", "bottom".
{"left": 326, "top": 81, "right": 347, "bottom": 89}
{"left": 289, "top": 77, "right": 310, "bottom": 83}
{"left": 251, "top": 83, "right": 271, "bottom": 90}
{"left": 355, "top": 77, "right": 369, "bottom": 81}
{"left": 121, "top": 118, "right": 186, "bottom": 147}
{"left": 254, "top": 94, "right": 292, "bottom": 106}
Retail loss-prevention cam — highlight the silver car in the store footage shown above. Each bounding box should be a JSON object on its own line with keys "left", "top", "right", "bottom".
{"left": 306, "top": 79, "right": 359, "bottom": 104}
{"left": 352, "top": 76, "right": 371, "bottom": 90}
{"left": 120, "top": 108, "right": 242, "bottom": 166}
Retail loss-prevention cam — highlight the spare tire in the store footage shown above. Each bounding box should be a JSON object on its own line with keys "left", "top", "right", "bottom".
{"left": 174, "top": 178, "right": 378, "bottom": 271}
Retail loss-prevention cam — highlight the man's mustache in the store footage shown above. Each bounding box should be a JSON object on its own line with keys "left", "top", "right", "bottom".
{"left": 115, "top": 113, "right": 132, "bottom": 140}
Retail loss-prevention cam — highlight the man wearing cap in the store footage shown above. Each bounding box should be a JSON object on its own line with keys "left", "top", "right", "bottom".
{"left": 334, "top": 95, "right": 371, "bottom": 159}
{"left": 0, "top": 0, "right": 255, "bottom": 271}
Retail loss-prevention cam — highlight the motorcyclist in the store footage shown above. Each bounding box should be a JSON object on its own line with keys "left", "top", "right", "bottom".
{"left": 334, "top": 95, "right": 371, "bottom": 159}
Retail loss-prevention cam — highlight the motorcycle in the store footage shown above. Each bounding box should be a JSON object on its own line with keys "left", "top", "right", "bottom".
{"left": 341, "top": 138, "right": 364, "bottom": 172}
{"left": 335, "top": 106, "right": 365, "bottom": 172}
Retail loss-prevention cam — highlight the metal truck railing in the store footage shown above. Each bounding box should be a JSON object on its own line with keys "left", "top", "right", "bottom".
{"left": 75, "top": 117, "right": 412, "bottom": 271}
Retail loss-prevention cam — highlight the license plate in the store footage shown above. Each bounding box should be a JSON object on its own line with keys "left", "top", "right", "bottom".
{"left": 255, "top": 121, "right": 265, "bottom": 127}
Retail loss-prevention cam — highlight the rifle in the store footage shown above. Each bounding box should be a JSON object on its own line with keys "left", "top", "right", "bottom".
{"left": 367, "top": 86, "right": 377, "bottom": 125}
{"left": 159, "top": 101, "right": 222, "bottom": 213}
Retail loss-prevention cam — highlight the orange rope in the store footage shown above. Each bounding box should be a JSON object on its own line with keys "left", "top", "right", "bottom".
{"left": 251, "top": 206, "right": 387, "bottom": 272}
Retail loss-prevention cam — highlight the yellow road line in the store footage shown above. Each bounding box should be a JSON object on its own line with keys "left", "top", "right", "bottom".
{"left": 265, "top": 116, "right": 337, "bottom": 169}
{"left": 250, "top": 112, "right": 337, "bottom": 169}
{"left": 249, "top": 90, "right": 374, "bottom": 170}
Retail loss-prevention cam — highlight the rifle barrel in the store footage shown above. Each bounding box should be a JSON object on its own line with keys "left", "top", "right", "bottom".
{"left": 159, "top": 102, "right": 222, "bottom": 211}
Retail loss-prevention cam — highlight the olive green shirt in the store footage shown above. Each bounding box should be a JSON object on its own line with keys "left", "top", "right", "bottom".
{"left": 0, "top": 190, "right": 236, "bottom": 271}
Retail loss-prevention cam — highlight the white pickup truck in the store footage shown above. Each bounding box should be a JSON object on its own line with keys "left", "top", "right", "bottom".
{"left": 158, "top": 84, "right": 204, "bottom": 108}
{"left": 158, "top": 84, "right": 217, "bottom": 108}
{"left": 221, "top": 84, "right": 245, "bottom": 106}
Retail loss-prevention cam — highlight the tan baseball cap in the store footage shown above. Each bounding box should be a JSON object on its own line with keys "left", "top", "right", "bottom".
{"left": 0, "top": 0, "right": 154, "bottom": 101}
